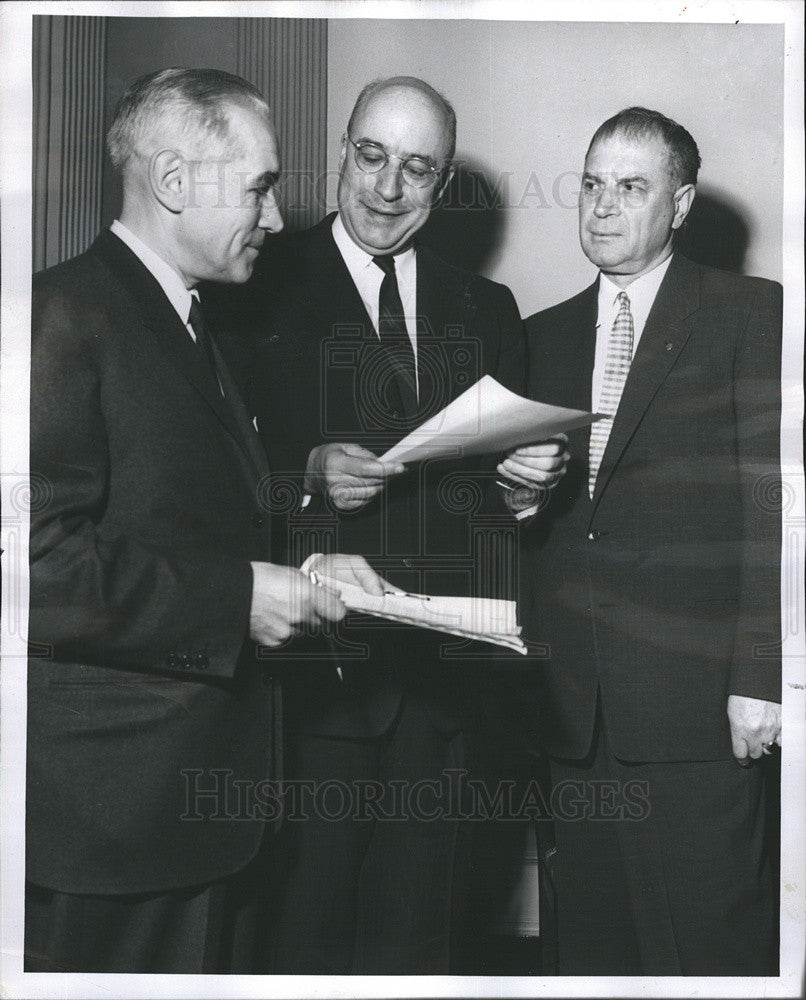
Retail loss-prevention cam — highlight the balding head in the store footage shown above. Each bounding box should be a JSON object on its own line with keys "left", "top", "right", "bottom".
{"left": 338, "top": 76, "right": 456, "bottom": 256}
{"left": 107, "top": 67, "right": 274, "bottom": 179}
{"left": 347, "top": 76, "right": 456, "bottom": 165}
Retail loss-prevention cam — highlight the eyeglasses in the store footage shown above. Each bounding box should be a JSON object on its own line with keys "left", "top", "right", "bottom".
{"left": 344, "top": 134, "right": 443, "bottom": 189}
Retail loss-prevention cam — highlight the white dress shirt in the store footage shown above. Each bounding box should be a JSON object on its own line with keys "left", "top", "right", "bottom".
{"left": 590, "top": 253, "right": 673, "bottom": 415}
{"left": 331, "top": 213, "right": 419, "bottom": 393}
{"left": 110, "top": 219, "right": 199, "bottom": 342}
{"left": 514, "top": 253, "right": 674, "bottom": 519}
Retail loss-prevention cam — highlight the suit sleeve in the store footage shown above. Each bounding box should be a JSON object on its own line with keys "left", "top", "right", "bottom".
{"left": 29, "top": 278, "right": 254, "bottom": 679}
{"left": 728, "top": 280, "right": 783, "bottom": 702}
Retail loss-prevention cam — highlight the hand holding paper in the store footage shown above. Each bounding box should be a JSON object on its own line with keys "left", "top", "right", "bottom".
{"left": 309, "top": 570, "right": 527, "bottom": 655}
{"left": 380, "top": 375, "right": 601, "bottom": 465}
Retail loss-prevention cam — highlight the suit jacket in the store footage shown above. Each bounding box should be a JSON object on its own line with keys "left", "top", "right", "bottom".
{"left": 213, "top": 215, "right": 526, "bottom": 739}
{"left": 521, "top": 253, "right": 782, "bottom": 761}
{"left": 27, "top": 230, "right": 280, "bottom": 895}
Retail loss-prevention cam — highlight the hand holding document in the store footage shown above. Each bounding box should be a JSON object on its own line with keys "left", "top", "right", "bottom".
{"left": 380, "top": 374, "right": 601, "bottom": 465}
{"left": 309, "top": 571, "right": 527, "bottom": 655}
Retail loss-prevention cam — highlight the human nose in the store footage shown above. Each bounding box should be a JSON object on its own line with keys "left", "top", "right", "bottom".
{"left": 374, "top": 159, "right": 404, "bottom": 201}
{"left": 259, "top": 190, "right": 284, "bottom": 233}
{"left": 593, "top": 184, "right": 619, "bottom": 218}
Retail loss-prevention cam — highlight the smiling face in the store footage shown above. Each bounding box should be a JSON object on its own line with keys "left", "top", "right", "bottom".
{"left": 337, "top": 85, "right": 453, "bottom": 256}
{"left": 579, "top": 131, "right": 694, "bottom": 286}
{"left": 178, "top": 103, "right": 283, "bottom": 285}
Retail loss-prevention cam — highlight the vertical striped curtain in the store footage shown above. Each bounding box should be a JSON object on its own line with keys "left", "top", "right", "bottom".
{"left": 32, "top": 16, "right": 107, "bottom": 271}
{"left": 237, "top": 18, "right": 328, "bottom": 231}
{"left": 31, "top": 16, "right": 328, "bottom": 269}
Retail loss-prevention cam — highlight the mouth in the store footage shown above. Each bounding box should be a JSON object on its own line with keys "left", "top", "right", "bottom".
{"left": 362, "top": 203, "right": 407, "bottom": 219}
{"left": 588, "top": 231, "right": 621, "bottom": 239}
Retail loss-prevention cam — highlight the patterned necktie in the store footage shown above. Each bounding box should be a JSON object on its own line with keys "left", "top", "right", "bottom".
{"left": 589, "top": 290, "right": 634, "bottom": 495}
{"left": 188, "top": 295, "right": 224, "bottom": 397}
{"left": 372, "top": 254, "right": 418, "bottom": 410}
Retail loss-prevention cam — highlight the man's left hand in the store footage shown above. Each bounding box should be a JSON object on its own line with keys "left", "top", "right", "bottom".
{"left": 497, "top": 435, "right": 569, "bottom": 489}
{"left": 727, "top": 694, "right": 782, "bottom": 765}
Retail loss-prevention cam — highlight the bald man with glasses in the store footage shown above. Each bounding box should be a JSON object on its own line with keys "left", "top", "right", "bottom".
{"left": 212, "top": 76, "right": 565, "bottom": 973}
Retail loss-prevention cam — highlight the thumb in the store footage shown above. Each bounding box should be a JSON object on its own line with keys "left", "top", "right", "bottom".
{"left": 731, "top": 733, "right": 751, "bottom": 766}
{"left": 340, "top": 442, "right": 378, "bottom": 459}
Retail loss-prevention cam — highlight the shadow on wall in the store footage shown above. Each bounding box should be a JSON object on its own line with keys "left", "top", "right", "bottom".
{"left": 422, "top": 173, "right": 752, "bottom": 278}
{"left": 674, "top": 186, "right": 750, "bottom": 274}
{"left": 420, "top": 160, "right": 507, "bottom": 275}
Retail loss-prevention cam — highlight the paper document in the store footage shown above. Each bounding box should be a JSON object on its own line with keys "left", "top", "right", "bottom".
{"left": 310, "top": 572, "right": 527, "bottom": 655}
{"left": 380, "top": 374, "right": 601, "bottom": 465}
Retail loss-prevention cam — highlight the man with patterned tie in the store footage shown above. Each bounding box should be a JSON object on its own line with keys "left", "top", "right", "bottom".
{"left": 217, "top": 76, "right": 567, "bottom": 972}
{"left": 507, "top": 107, "right": 782, "bottom": 974}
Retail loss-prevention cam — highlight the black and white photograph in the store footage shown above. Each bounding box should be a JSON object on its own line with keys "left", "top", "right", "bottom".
{"left": 1, "top": 1, "right": 804, "bottom": 997}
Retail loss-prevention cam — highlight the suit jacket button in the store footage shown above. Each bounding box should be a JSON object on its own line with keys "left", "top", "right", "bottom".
{"left": 167, "top": 652, "right": 179, "bottom": 668}
{"left": 252, "top": 512, "right": 265, "bottom": 528}
{"left": 195, "top": 652, "right": 209, "bottom": 669}
{"left": 402, "top": 558, "right": 414, "bottom": 568}
{"left": 180, "top": 653, "right": 193, "bottom": 669}
{"left": 588, "top": 530, "right": 601, "bottom": 541}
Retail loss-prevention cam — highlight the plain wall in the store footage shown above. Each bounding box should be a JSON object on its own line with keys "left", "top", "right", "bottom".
{"left": 327, "top": 19, "right": 784, "bottom": 318}
{"left": 102, "top": 18, "right": 241, "bottom": 227}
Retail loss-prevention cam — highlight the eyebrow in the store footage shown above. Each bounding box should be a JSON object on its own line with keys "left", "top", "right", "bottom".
{"left": 251, "top": 170, "right": 281, "bottom": 190}
{"left": 355, "top": 136, "right": 437, "bottom": 166}
{"left": 583, "top": 170, "right": 649, "bottom": 185}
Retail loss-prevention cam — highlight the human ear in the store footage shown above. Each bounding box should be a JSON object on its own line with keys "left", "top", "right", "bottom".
{"left": 149, "top": 149, "right": 186, "bottom": 214}
{"left": 433, "top": 163, "right": 456, "bottom": 205}
{"left": 671, "top": 183, "right": 696, "bottom": 230}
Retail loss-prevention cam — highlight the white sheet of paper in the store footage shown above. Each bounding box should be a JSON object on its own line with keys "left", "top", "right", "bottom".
{"left": 310, "top": 573, "right": 527, "bottom": 655}
{"left": 380, "top": 374, "right": 602, "bottom": 464}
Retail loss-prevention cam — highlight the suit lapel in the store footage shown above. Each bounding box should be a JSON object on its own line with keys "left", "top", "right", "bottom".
{"left": 298, "top": 216, "right": 376, "bottom": 334}
{"left": 91, "top": 230, "right": 266, "bottom": 481}
{"left": 591, "top": 254, "right": 701, "bottom": 509}
{"left": 545, "top": 282, "right": 598, "bottom": 470}
{"left": 415, "top": 247, "right": 472, "bottom": 415}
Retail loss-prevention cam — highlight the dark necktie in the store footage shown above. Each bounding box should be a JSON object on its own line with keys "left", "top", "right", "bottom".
{"left": 372, "top": 254, "right": 418, "bottom": 413}
{"left": 188, "top": 294, "right": 270, "bottom": 479}
{"left": 188, "top": 295, "right": 224, "bottom": 397}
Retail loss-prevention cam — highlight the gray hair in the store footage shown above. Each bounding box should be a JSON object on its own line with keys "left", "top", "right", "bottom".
{"left": 347, "top": 76, "right": 457, "bottom": 165}
{"left": 107, "top": 67, "right": 271, "bottom": 172}
{"left": 587, "top": 107, "right": 701, "bottom": 187}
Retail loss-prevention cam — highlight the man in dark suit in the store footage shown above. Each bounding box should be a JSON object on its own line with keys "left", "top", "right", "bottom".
{"left": 509, "top": 107, "right": 782, "bottom": 974}
{"left": 221, "top": 76, "right": 566, "bottom": 973}
{"left": 26, "top": 67, "right": 382, "bottom": 974}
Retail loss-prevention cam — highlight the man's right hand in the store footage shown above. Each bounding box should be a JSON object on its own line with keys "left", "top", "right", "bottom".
{"left": 249, "top": 562, "right": 346, "bottom": 646}
{"left": 304, "top": 442, "right": 405, "bottom": 511}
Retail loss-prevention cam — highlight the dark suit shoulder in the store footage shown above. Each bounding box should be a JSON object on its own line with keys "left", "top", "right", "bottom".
{"left": 693, "top": 259, "right": 782, "bottom": 302}
{"left": 32, "top": 248, "right": 126, "bottom": 355}
{"left": 525, "top": 282, "right": 597, "bottom": 334}
{"left": 416, "top": 243, "right": 516, "bottom": 303}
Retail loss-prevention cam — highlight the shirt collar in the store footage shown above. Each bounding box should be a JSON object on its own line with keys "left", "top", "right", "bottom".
{"left": 111, "top": 219, "right": 195, "bottom": 325}
{"left": 331, "top": 212, "right": 416, "bottom": 282}
{"left": 597, "top": 253, "right": 674, "bottom": 333}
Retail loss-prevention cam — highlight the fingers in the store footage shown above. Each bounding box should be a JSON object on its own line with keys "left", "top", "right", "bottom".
{"left": 310, "top": 554, "right": 387, "bottom": 597}
{"left": 330, "top": 481, "right": 385, "bottom": 510}
{"left": 310, "top": 583, "right": 347, "bottom": 623}
{"left": 509, "top": 436, "right": 568, "bottom": 458}
{"left": 496, "top": 456, "right": 566, "bottom": 488}
{"left": 347, "top": 559, "right": 386, "bottom": 597}
{"left": 329, "top": 445, "right": 404, "bottom": 481}
{"left": 498, "top": 438, "right": 570, "bottom": 491}
{"left": 731, "top": 733, "right": 752, "bottom": 766}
